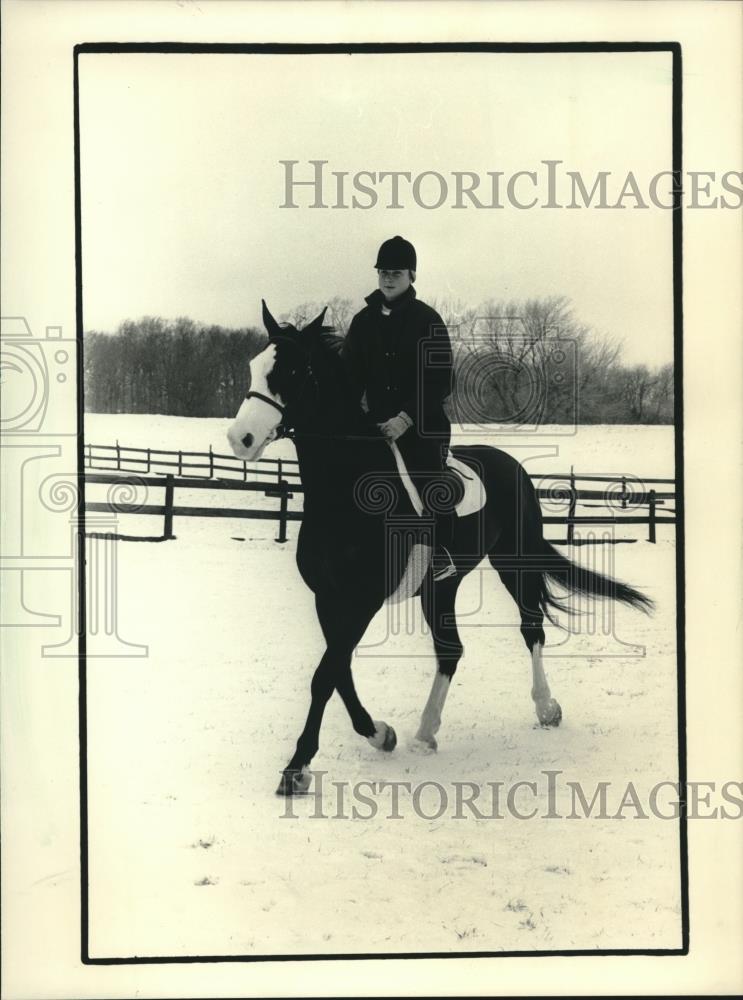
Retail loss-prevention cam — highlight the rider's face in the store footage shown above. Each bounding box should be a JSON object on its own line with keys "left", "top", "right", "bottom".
{"left": 377, "top": 269, "right": 412, "bottom": 302}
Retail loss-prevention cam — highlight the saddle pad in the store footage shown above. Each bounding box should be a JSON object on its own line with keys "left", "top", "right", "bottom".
{"left": 389, "top": 443, "right": 487, "bottom": 519}
{"left": 446, "top": 452, "right": 487, "bottom": 517}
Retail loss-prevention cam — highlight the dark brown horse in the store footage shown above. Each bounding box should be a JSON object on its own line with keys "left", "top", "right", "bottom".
{"left": 227, "top": 303, "right": 653, "bottom": 795}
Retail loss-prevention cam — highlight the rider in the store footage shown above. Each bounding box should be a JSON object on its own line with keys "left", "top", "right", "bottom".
{"left": 342, "top": 236, "right": 458, "bottom": 581}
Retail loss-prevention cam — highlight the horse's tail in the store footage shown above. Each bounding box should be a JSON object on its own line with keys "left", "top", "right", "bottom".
{"left": 467, "top": 444, "right": 655, "bottom": 624}
{"left": 536, "top": 539, "right": 654, "bottom": 622}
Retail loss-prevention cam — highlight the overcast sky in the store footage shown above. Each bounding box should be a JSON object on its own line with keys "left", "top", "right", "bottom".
{"left": 79, "top": 50, "right": 674, "bottom": 366}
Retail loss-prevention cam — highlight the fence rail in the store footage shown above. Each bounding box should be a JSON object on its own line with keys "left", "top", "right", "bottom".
{"left": 84, "top": 441, "right": 301, "bottom": 484}
{"left": 83, "top": 443, "right": 676, "bottom": 545}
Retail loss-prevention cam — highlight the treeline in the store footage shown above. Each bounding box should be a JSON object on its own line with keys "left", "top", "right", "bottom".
{"left": 443, "top": 297, "right": 674, "bottom": 425}
{"left": 84, "top": 317, "right": 266, "bottom": 417}
{"left": 84, "top": 297, "right": 674, "bottom": 423}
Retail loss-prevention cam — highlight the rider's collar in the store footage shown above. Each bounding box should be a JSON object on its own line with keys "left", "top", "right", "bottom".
{"left": 364, "top": 286, "right": 417, "bottom": 313}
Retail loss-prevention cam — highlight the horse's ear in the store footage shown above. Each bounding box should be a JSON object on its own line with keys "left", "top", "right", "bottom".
{"left": 261, "top": 299, "right": 282, "bottom": 340}
{"left": 304, "top": 306, "right": 328, "bottom": 336}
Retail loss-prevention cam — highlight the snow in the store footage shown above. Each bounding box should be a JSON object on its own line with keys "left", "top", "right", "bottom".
{"left": 84, "top": 415, "right": 681, "bottom": 957}
{"left": 85, "top": 412, "right": 676, "bottom": 479}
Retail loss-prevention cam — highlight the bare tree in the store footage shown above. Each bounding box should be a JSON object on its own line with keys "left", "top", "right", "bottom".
{"left": 647, "top": 363, "right": 674, "bottom": 422}
{"left": 279, "top": 302, "right": 320, "bottom": 329}
{"left": 82, "top": 300, "right": 674, "bottom": 423}
{"left": 619, "top": 364, "right": 655, "bottom": 422}
{"left": 326, "top": 296, "right": 353, "bottom": 336}
{"left": 450, "top": 296, "right": 582, "bottom": 424}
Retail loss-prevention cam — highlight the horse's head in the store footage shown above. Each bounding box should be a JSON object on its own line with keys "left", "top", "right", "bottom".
{"left": 226, "top": 300, "right": 328, "bottom": 461}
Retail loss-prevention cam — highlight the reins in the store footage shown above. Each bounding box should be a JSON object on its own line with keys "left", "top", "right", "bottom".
{"left": 285, "top": 430, "right": 385, "bottom": 442}
{"left": 244, "top": 334, "right": 386, "bottom": 444}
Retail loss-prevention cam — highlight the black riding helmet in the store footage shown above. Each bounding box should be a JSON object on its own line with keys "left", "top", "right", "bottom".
{"left": 374, "top": 236, "right": 417, "bottom": 271}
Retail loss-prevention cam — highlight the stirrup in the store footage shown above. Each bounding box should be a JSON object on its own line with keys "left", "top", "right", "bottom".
{"left": 431, "top": 546, "right": 456, "bottom": 582}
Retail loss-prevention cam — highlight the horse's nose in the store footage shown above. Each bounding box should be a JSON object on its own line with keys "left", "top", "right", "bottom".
{"left": 241, "top": 433, "right": 253, "bottom": 448}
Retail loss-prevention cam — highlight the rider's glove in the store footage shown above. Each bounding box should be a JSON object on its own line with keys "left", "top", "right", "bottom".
{"left": 378, "top": 411, "right": 413, "bottom": 442}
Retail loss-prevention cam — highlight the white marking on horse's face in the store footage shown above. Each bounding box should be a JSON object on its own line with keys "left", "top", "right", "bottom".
{"left": 226, "top": 343, "right": 283, "bottom": 461}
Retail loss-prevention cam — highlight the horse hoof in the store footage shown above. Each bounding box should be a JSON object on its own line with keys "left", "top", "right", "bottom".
{"left": 367, "top": 721, "right": 397, "bottom": 752}
{"left": 409, "top": 736, "right": 437, "bottom": 754}
{"left": 276, "top": 768, "right": 311, "bottom": 796}
{"left": 537, "top": 700, "right": 562, "bottom": 727}
{"left": 382, "top": 724, "right": 397, "bottom": 752}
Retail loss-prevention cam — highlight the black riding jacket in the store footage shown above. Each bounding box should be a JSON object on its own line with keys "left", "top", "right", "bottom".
{"left": 342, "top": 286, "right": 454, "bottom": 432}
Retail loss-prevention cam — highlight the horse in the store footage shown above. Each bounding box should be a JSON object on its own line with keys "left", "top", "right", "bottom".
{"left": 227, "top": 302, "right": 653, "bottom": 796}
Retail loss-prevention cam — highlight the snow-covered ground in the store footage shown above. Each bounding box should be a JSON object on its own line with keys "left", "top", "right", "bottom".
{"left": 85, "top": 413, "right": 676, "bottom": 479}
{"left": 84, "top": 416, "right": 681, "bottom": 957}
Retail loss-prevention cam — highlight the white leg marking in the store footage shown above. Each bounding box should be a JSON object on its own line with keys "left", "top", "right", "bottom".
{"left": 531, "top": 642, "right": 561, "bottom": 726}
{"left": 413, "top": 671, "right": 451, "bottom": 750}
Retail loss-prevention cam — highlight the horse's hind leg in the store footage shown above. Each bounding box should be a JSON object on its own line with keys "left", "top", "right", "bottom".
{"left": 412, "top": 575, "right": 463, "bottom": 752}
{"left": 491, "top": 558, "right": 562, "bottom": 727}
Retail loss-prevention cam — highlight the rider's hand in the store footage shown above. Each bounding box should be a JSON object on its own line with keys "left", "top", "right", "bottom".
{"left": 377, "top": 411, "right": 413, "bottom": 442}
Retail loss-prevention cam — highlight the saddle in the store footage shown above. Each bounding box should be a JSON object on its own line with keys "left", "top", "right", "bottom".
{"left": 389, "top": 442, "right": 486, "bottom": 518}
{"left": 385, "top": 442, "right": 487, "bottom": 604}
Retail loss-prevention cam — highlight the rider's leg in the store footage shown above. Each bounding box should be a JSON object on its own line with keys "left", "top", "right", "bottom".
{"left": 396, "top": 429, "right": 460, "bottom": 579}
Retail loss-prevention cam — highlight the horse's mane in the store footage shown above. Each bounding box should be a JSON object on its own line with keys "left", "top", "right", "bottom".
{"left": 314, "top": 329, "right": 345, "bottom": 356}
{"left": 305, "top": 328, "right": 377, "bottom": 436}
{"left": 309, "top": 328, "right": 348, "bottom": 382}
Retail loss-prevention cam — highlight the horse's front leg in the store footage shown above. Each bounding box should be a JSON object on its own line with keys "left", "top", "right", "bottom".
{"left": 277, "top": 593, "right": 394, "bottom": 796}
{"left": 277, "top": 646, "right": 338, "bottom": 796}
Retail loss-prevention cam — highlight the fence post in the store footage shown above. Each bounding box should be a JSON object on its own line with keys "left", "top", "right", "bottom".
{"left": 163, "top": 475, "right": 175, "bottom": 540}
{"left": 243, "top": 460, "right": 248, "bottom": 483}
{"left": 278, "top": 458, "right": 283, "bottom": 485}
{"left": 648, "top": 489, "right": 657, "bottom": 543}
{"left": 208, "top": 445, "right": 214, "bottom": 478}
{"left": 116, "top": 440, "right": 121, "bottom": 471}
{"left": 567, "top": 466, "right": 577, "bottom": 545}
{"left": 276, "top": 480, "right": 288, "bottom": 543}
{"left": 621, "top": 475, "right": 627, "bottom": 510}
{"left": 146, "top": 447, "right": 151, "bottom": 474}
{"left": 177, "top": 450, "right": 182, "bottom": 476}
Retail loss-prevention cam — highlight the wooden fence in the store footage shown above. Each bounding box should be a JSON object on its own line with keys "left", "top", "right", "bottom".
{"left": 83, "top": 443, "right": 676, "bottom": 545}
{"left": 84, "top": 472, "right": 299, "bottom": 542}
{"left": 84, "top": 441, "right": 300, "bottom": 484}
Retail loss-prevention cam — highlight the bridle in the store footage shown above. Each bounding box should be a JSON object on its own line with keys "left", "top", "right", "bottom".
{"left": 243, "top": 337, "right": 318, "bottom": 441}
{"left": 244, "top": 390, "right": 286, "bottom": 418}
{"left": 240, "top": 338, "right": 385, "bottom": 444}
{"left": 242, "top": 388, "right": 295, "bottom": 441}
